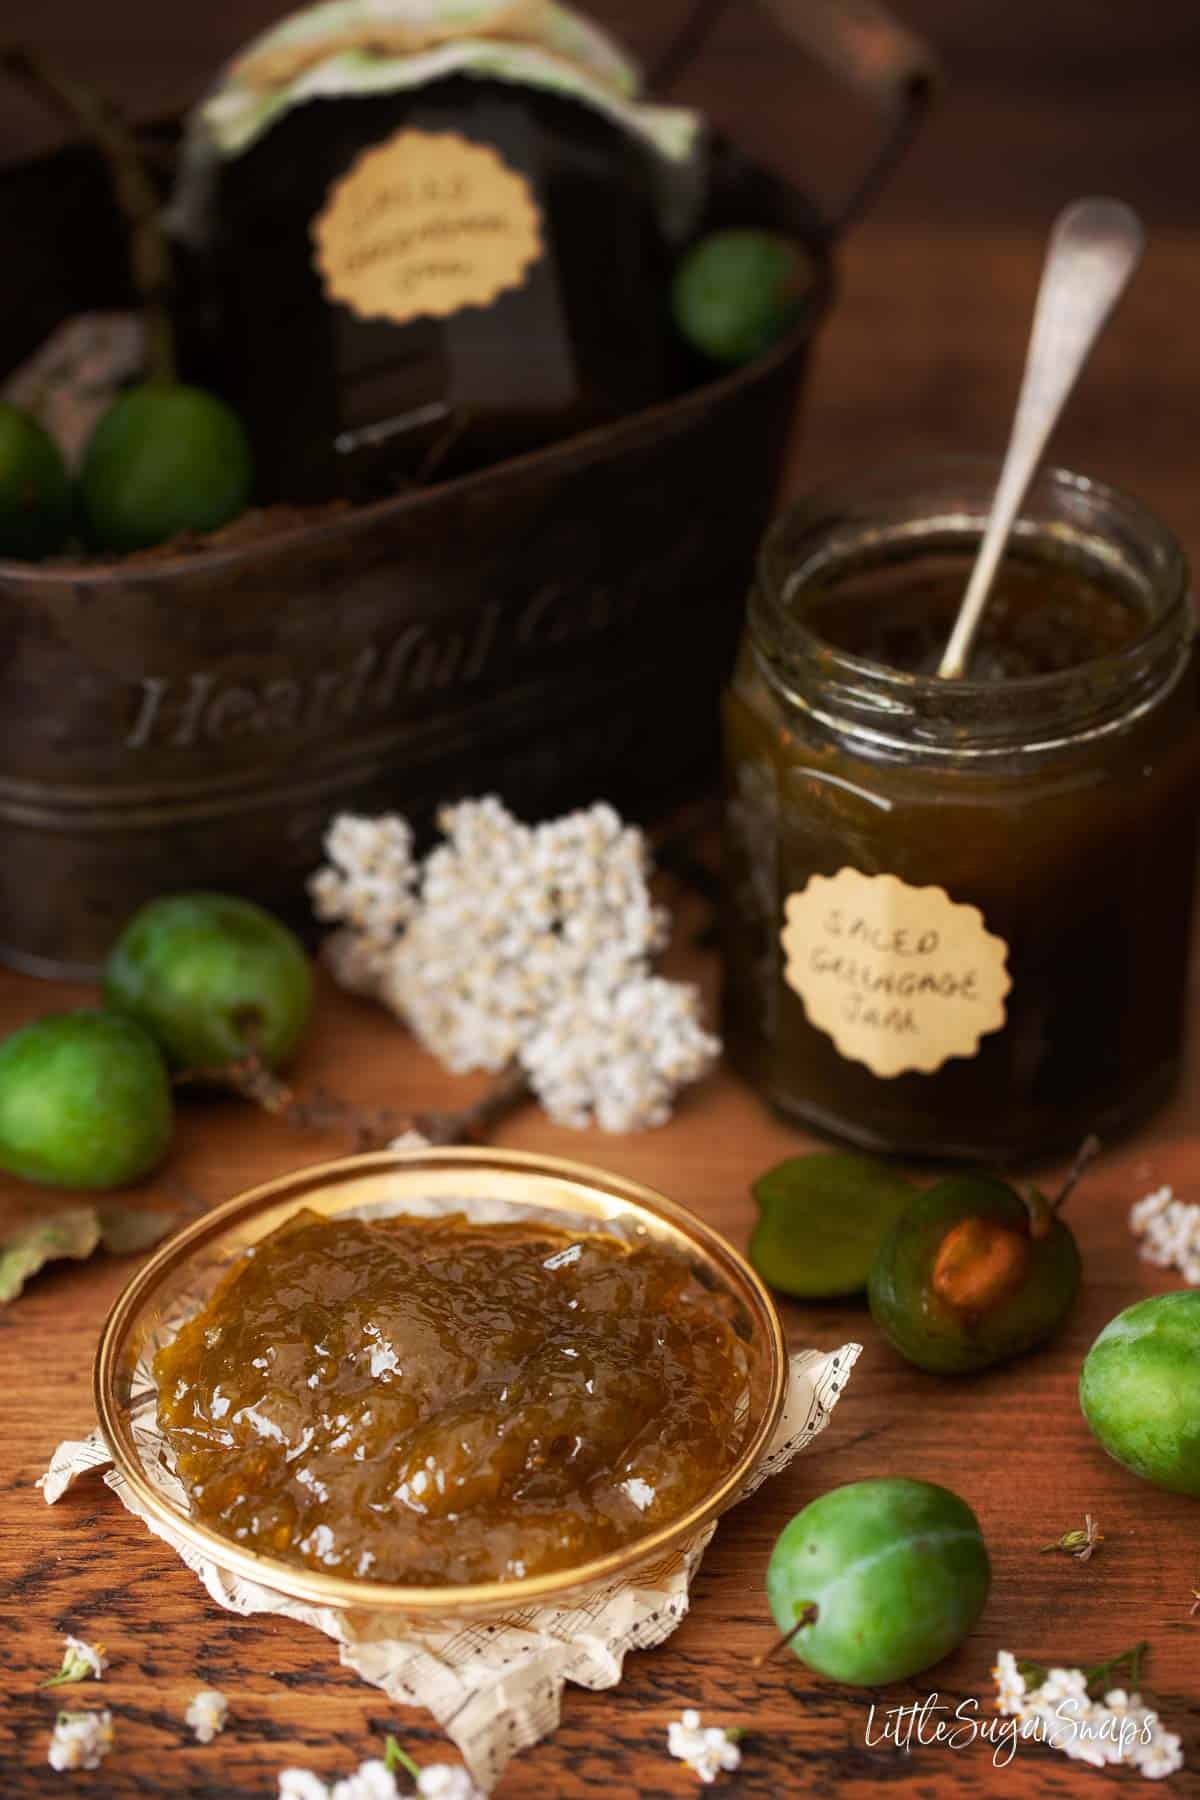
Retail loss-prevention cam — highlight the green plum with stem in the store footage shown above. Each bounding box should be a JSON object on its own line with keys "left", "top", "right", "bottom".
{"left": 765, "top": 1478, "right": 990, "bottom": 1685}
{"left": 867, "top": 1144, "right": 1093, "bottom": 1374}
{"left": 105, "top": 892, "right": 313, "bottom": 1074}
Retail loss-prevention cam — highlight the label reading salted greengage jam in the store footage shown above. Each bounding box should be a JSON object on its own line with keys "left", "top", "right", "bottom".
{"left": 781, "top": 869, "right": 1011, "bottom": 1078}
{"left": 312, "top": 128, "right": 543, "bottom": 325}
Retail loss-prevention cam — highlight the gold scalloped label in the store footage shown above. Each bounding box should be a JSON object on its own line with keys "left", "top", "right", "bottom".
{"left": 782, "top": 869, "right": 1011, "bottom": 1078}
{"left": 311, "top": 129, "right": 543, "bottom": 325}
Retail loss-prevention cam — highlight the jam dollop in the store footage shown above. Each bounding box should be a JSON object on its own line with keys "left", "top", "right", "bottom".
{"left": 154, "top": 1209, "right": 750, "bottom": 1586}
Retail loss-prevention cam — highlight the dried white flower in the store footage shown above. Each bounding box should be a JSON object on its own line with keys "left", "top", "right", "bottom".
{"left": 667, "top": 1707, "right": 743, "bottom": 1784}
{"left": 991, "top": 1654, "right": 1184, "bottom": 1780}
{"left": 312, "top": 799, "right": 719, "bottom": 1131}
{"left": 279, "top": 1772, "right": 333, "bottom": 1800}
{"left": 278, "top": 1746, "right": 482, "bottom": 1800}
{"left": 388, "top": 1128, "right": 433, "bottom": 1150}
{"left": 310, "top": 815, "right": 419, "bottom": 998}
{"left": 1104, "top": 1689, "right": 1142, "bottom": 1717}
{"left": 1041, "top": 1514, "right": 1103, "bottom": 1562}
{"left": 1040, "top": 1667, "right": 1090, "bottom": 1705}
{"left": 415, "top": 1766, "right": 486, "bottom": 1799}
{"left": 185, "top": 1688, "right": 228, "bottom": 1743}
{"left": 523, "top": 974, "right": 719, "bottom": 1132}
{"left": 991, "top": 1649, "right": 1026, "bottom": 1716}
{"left": 1130, "top": 1185, "right": 1200, "bottom": 1284}
{"left": 323, "top": 925, "right": 393, "bottom": 1000}
{"left": 1138, "top": 1731, "right": 1186, "bottom": 1779}
{"left": 47, "top": 1709, "right": 114, "bottom": 1771}
{"left": 42, "top": 1634, "right": 108, "bottom": 1687}
{"left": 310, "top": 814, "right": 417, "bottom": 940}
{"left": 1076, "top": 1514, "right": 1102, "bottom": 1562}
{"left": 331, "top": 1759, "right": 398, "bottom": 1800}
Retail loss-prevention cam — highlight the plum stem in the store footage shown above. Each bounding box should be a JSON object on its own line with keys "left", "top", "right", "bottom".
{"left": 1050, "top": 1134, "right": 1102, "bottom": 1213}
{"left": 754, "top": 1603, "right": 819, "bottom": 1666}
{"left": 1019, "top": 1132, "right": 1101, "bottom": 1239}
{"left": 0, "top": 46, "right": 177, "bottom": 382}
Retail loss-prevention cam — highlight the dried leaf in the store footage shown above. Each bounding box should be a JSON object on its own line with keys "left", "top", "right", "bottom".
{"left": 97, "top": 1205, "right": 179, "bottom": 1255}
{"left": 0, "top": 1207, "right": 101, "bottom": 1304}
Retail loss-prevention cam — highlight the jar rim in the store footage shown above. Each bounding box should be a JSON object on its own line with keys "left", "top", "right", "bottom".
{"left": 751, "top": 455, "right": 1192, "bottom": 755}
{"left": 756, "top": 454, "right": 1189, "bottom": 690}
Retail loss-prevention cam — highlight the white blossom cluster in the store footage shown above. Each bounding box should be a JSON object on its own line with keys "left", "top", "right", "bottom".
{"left": 47, "top": 1709, "right": 114, "bottom": 1771}
{"left": 311, "top": 799, "right": 720, "bottom": 1132}
{"left": 666, "top": 1708, "right": 742, "bottom": 1784}
{"left": 279, "top": 1759, "right": 482, "bottom": 1799}
{"left": 992, "top": 1652, "right": 1184, "bottom": 1778}
{"left": 1129, "top": 1185, "right": 1200, "bottom": 1284}
{"left": 186, "top": 1688, "right": 229, "bottom": 1743}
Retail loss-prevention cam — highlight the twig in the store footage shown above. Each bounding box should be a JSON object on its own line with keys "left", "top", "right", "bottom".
{"left": 413, "top": 1060, "right": 532, "bottom": 1146}
{"left": 1, "top": 46, "right": 175, "bottom": 381}
{"left": 175, "top": 1048, "right": 532, "bottom": 1152}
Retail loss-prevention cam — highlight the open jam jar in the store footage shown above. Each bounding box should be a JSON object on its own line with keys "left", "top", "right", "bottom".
{"left": 723, "top": 457, "right": 1200, "bottom": 1162}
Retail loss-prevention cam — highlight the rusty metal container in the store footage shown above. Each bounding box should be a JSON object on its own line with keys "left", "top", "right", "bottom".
{"left": 0, "top": 0, "right": 933, "bottom": 976}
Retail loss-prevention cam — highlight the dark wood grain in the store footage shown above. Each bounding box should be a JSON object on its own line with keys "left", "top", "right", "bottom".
{"left": 3, "top": 879, "right": 1200, "bottom": 1796}
{"left": 3, "top": 2, "right": 1200, "bottom": 1793}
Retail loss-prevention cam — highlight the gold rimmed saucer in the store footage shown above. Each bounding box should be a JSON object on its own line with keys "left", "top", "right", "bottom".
{"left": 94, "top": 1147, "right": 787, "bottom": 1620}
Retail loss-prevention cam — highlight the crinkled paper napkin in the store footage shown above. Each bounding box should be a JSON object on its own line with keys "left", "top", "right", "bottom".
{"left": 44, "top": 1344, "right": 857, "bottom": 1790}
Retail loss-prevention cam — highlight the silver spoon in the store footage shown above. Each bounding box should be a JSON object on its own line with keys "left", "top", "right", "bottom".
{"left": 938, "top": 197, "right": 1146, "bottom": 680}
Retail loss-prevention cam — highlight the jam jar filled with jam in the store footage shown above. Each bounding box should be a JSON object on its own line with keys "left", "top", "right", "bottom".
{"left": 723, "top": 457, "right": 1200, "bottom": 1162}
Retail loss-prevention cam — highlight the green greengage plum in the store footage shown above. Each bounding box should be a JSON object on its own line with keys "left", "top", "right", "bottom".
{"left": 0, "top": 402, "right": 71, "bottom": 560}
{"left": 750, "top": 1152, "right": 914, "bottom": 1298}
{"left": 766, "top": 1478, "right": 990, "bottom": 1685}
{"left": 0, "top": 1010, "right": 173, "bottom": 1189}
{"left": 1079, "top": 1292, "right": 1200, "bottom": 1496}
{"left": 104, "top": 892, "right": 313, "bottom": 1072}
{"left": 868, "top": 1174, "right": 1081, "bottom": 1373}
{"left": 671, "top": 229, "right": 811, "bottom": 366}
{"left": 78, "top": 383, "right": 254, "bottom": 552}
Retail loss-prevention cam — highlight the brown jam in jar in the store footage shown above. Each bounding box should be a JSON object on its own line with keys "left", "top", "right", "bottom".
{"left": 801, "top": 550, "right": 1141, "bottom": 678}
{"left": 723, "top": 458, "right": 1200, "bottom": 1163}
{"left": 154, "top": 1209, "right": 750, "bottom": 1586}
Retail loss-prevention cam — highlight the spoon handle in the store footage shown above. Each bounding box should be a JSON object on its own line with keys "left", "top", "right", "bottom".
{"left": 938, "top": 198, "right": 1146, "bottom": 680}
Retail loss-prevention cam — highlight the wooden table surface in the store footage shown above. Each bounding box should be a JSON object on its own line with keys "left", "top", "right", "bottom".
{"left": 3, "top": 2, "right": 1200, "bottom": 1794}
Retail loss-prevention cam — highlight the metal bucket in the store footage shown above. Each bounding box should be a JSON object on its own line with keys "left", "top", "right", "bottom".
{"left": 0, "top": 0, "right": 934, "bottom": 976}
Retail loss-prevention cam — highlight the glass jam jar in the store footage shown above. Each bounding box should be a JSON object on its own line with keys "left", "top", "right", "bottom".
{"left": 722, "top": 457, "right": 1200, "bottom": 1162}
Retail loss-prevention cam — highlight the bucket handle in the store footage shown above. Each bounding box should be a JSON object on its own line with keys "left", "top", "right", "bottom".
{"left": 648, "top": 0, "right": 938, "bottom": 234}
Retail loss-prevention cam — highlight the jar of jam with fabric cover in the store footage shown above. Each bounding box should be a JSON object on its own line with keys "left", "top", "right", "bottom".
{"left": 172, "top": 0, "right": 697, "bottom": 502}
{"left": 723, "top": 457, "right": 1200, "bottom": 1162}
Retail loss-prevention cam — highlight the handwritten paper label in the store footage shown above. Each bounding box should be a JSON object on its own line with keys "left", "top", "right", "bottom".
{"left": 781, "top": 869, "right": 1011, "bottom": 1078}
{"left": 312, "top": 129, "right": 542, "bottom": 325}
